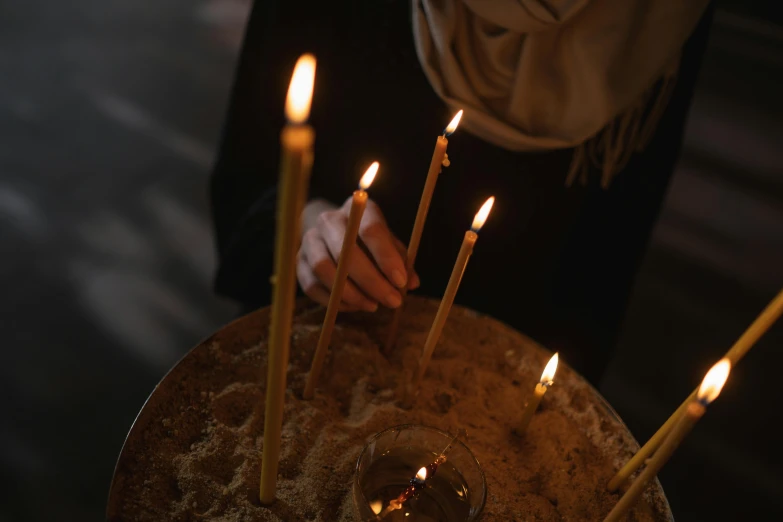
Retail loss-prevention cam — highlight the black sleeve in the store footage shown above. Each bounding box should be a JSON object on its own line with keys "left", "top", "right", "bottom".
{"left": 209, "top": 0, "right": 333, "bottom": 308}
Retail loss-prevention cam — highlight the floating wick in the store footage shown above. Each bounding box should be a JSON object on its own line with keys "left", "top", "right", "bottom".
{"left": 376, "top": 430, "right": 465, "bottom": 519}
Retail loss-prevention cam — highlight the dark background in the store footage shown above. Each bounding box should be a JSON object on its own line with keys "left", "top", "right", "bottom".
{"left": 1, "top": 1, "right": 781, "bottom": 520}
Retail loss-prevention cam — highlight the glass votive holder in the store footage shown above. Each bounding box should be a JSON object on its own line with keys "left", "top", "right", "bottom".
{"left": 352, "top": 424, "right": 486, "bottom": 521}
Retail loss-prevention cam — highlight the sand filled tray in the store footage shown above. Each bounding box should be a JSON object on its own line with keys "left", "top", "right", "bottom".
{"left": 107, "top": 296, "right": 672, "bottom": 521}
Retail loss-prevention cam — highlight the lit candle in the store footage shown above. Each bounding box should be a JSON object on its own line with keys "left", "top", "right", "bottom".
{"left": 303, "top": 162, "right": 380, "bottom": 400}
{"left": 260, "top": 53, "right": 316, "bottom": 505}
{"left": 516, "top": 353, "right": 559, "bottom": 435}
{"left": 384, "top": 110, "right": 463, "bottom": 354}
{"left": 603, "top": 359, "right": 731, "bottom": 522}
{"left": 377, "top": 466, "right": 432, "bottom": 518}
{"left": 408, "top": 196, "right": 494, "bottom": 395}
{"left": 375, "top": 431, "right": 460, "bottom": 518}
{"left": 608, "top": 287, "right": 783, "bottom": 491}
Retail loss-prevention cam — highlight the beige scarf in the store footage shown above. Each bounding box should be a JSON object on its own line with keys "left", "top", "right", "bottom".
{"left": 413, "top": 0, "right": 709, "bottom": 186}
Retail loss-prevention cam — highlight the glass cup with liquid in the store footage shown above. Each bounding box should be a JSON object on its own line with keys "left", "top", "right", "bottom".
{"left": 353, "top": 424, "right": 486, "bottom": 521}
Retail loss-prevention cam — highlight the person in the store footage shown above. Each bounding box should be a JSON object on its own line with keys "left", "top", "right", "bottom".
{"left": 210, "top": 1, "right": 713, "bottom": 386}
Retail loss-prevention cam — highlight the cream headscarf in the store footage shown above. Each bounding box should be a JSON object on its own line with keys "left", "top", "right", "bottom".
{"left": 413, "top": 0, "right": 709, "bottom": 186}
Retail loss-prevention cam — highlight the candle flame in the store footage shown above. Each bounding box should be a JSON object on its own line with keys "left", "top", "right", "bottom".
{"left": 697, "top": 358, "right": 731, "bottom": 405}
{"left": 540, "top": 352, "right": 559, "bottom": 386}
{"left": 444, "top": 110, "right": 464, "bottom": 136}
{"left": 285, "top": 54, "right": 316, "bottom": 124}
{"left": 416, "top": 467, "right": 427, "bottom": 481}
{"left": 359, "top": 161, "right": 379, "bottom": 190}
{"left": 369, "top": 499, "right": 383, "bottom": 515}
{"left": 471, "top": 196, "right": 495, "bottom": 232}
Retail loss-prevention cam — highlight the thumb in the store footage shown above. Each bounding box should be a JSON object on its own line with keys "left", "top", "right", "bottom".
{"left": 356, "top": 199, "right": 408, "bottom": 289}
{"left": 392, "top": 236, "right": 420, "bottom": 290}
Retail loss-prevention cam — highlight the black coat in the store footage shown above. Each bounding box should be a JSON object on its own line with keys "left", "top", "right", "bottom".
{"left": 210, "top": 1, "right": 712, "bottom": 385}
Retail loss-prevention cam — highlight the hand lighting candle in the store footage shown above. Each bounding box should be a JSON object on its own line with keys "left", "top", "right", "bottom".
{"left": 260, "top": 53, "right": 316, "bottom": 505}
{"left": 408, "top": 197, "right": 494, "bottom": 397}
{"left": 384, "top": 111, "right": 463, "bottom": 353}
{"left": 303, "top": 162, "right": 380, "bottom": 400}
{"left": 516, "top": 353, "right": 559, "bottom": 435}
{"left": 603, "top": 359, "right": 731, "bottom": 522}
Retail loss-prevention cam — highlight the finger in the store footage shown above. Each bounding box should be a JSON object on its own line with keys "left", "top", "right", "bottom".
{"left": 358, "top": 201, "right": 408, "bottom": 289}
{"left": 338, "top": 304, "right": 361, "bottom": 312}
{"left": 320, "top": 220, "right": 402, "bottom": 308}
{"left": 408, "top": 271, "right": 420, "bottom": 290}
{"left": 391, "top": 235, "right": 408, "bottom": 262}
{"left": 297, "top": 257, "right": 331, "bottom": 306}
{"left": 392, "top": 236, "right": 420, "bottom": 290}
{"left": 302, "top": 228, "right": 378, "bottom": 312}
{"left": 297, "top": 259, "right": 361, "bottom": 312}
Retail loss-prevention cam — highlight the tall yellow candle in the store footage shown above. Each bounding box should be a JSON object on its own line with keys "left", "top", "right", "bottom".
{"left": 516, "top": 353, "right": 559, "bottom": 435}
{"left": 384, "top": 111, "right": 463, "bottom": 354}
{"left": 303, "top": 162, "right": 379, "bottom": 400}
{"left": 409, "top": 196, "right": 494, "bottom": 395}
{"left": 608, "top": 287, "right": 783, "bottom": 491}
{"left": 260, "top": 54, "right": 316, "bottom": 505}
{"left": 604, "top": 359, "right": 731, "bottom": 522}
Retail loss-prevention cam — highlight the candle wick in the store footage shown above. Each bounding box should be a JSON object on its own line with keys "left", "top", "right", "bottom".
{"left": 378, "top": 431, "right": 465, "bottom": 519}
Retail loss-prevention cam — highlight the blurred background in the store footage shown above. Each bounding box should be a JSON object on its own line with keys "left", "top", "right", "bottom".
{"left": 1, "top": 1, "right": 781, "bottom": 520}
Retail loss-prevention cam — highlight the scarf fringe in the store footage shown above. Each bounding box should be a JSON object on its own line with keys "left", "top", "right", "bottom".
{"left": 565, "top": 58, "right": 680, "bottom": 188}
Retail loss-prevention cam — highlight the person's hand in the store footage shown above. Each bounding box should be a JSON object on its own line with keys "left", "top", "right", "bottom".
{"left": 297, "top": 198, "right": 420, "bottom": 311}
